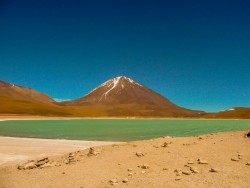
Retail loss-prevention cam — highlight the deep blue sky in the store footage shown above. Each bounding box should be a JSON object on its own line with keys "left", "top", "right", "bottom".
{"left": 0, "top": 0, "right": 250, "bottom": 112}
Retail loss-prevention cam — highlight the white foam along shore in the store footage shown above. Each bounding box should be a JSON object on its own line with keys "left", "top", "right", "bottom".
{"left": 0, "top": 136, "right": 123, "bottom": 165}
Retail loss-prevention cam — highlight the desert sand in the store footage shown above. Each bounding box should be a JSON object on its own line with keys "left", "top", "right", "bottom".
{"left": 0, "top": 129, "right": 249, "bottom": 188}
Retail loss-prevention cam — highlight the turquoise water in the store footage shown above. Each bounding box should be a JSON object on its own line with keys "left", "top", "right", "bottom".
{"left": 0, "top": 119, "right": 249, "bottom": 141}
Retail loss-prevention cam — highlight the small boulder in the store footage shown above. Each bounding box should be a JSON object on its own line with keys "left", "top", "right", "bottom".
{"left": 18, "top": 160, "right": 37, "bottom": 170}
{"left": 36, "top": 157, "right": 49, "bottom": 167}
{"left": 246, "top": 162, "right": 250, "bottom": 166}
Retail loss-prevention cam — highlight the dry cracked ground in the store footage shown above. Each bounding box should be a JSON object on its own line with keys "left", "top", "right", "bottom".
{"left": 0, "top": 129, "right": 250, "bottom": 188}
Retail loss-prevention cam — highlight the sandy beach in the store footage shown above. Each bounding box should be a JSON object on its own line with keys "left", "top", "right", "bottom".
{"left": 0, "top": 136, "right": 121, "bottom": 166}
{"left": 0, "top": 129, "right": 249, "bottom": 188}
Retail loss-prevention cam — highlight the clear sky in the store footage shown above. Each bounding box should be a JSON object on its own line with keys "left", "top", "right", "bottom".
{"left": 0, "top": 0, "right": 249, "bottom": 112}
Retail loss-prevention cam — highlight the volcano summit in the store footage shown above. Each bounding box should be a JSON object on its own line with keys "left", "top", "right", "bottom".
{"left": 61, "top": 76, "right": 202, "bottom": 117}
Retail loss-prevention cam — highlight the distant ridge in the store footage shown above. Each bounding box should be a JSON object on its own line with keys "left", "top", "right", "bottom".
{"left": 0, "top": 78, "right": 249, "bottom": 118}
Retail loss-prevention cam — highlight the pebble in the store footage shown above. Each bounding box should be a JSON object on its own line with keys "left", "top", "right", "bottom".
{"left": 197, "top": 159, "right": 208, "bottom": 164}
{"left": 246, "top": 162, "right": 250, "bottom": 166}
{"left": 141, "top": 170, "right": 146, "bottom": 174}
{"left": 210, "top": 168, "right": 219, "bottom": 173}
{"left": 127, "top": 168, "right": 133, "bottom": 171}
{"left": 175, "top": 177, "right": 182, "bottom": 181}
{"left": 122, "top": 178, "right": 128, "bottom": 183}
{"left": 138, "top": 164, "right": 150, "bottom": 169}
{"left": 162, "top": 168, "right": 168, "bottom": 171}
{"left": 109, "top": 178, "right": 118, "bottom": 185}
{"left": 231, "top": 158, "right": 239, "bottom": 161}
{"left": 136, "top": 152, "right": 144, "bottom": 157}
{"left": 190, "top": 167, "right": 199, "bottom": 173}
{"left": 187, "top": 161, "right": 194, "bottom": 164}
{"left": 128, "top": 172, "right": 133, "bottom": 176}
{"left": 182, "top": 171, "right": 191, "bottom": 175}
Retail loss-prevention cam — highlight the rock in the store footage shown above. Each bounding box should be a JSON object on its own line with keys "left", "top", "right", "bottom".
{"left": 18, "top": 160, "right": 37, "bottom": 170}
{"left": 39, "top": 163, "right": 54, "bottom": 168}
{"left": 182, "top": 171, "right": 191, "bottom": 175}
{"left": 197, "top": 159, "right": 208, "bottom": 164}
{"left": 210, "top": 168, "right": 219, "bottom": 172}
{"left": 174, "top": 169, "right": 182, "bottom": 173}
{"left": 231, "top": 158, "right": 239, "bottom": 162}
{"left": 128, "top": 172, "right": 133, "bottom": 176}
{"left": 190, "top": 167, "right": 199, "bottom": 173}
{"left": 127, "top": 168, "right": 133, "bottom": 171}
{"left": 122, "top": 178, "right": 128, "bottom": 183}
{"left": 187, "top": 161, "right": 194, "bottom": 164}
{"left": 245, "top": 131, "right": 250, "bottom": 138}
{"left": 87, "top": 147, "right": 100, "bottom": 156}
{"left": 136, "top": 152, "right": 144, "bottom": 157}
{"left": 36, "top": 157, "right": 49, "bottom": 167}
{"left": 109, "top": 178, "right": 118, "bottom": 185}
{"left": 238, "top": 153, "right": 244, "bottom": 156}
{"left": 141, "top": 170, "right": 146, "bottom": 174}
{"left": 175, "top": 177, "right": 182, "bottom": 181}
{"left": 238, "top": 156, "right": 243, "bottom": 159}
{"left": 138, "top": 164, "right": 149, "bottom": 169}
{"left": 246, "top": 162, "right": 250, "bottom": 166}
{"left": 162, "top": 168, "right": 168, "bottom": 170}
{"left": 162, "top": 142, "right": 169, "bottom": 147}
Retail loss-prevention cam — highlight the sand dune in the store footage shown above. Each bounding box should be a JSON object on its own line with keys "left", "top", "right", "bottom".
{"left": 0, "top": 129, "right": 249, "bottom": 188}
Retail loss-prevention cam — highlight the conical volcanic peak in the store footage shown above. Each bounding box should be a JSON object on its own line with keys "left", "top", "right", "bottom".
{"left": 66, "top": 76, "right": 180, "bottom": 108}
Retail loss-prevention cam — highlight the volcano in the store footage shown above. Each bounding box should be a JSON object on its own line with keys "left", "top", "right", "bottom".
{"left": 62, "top": 76, "right": 203, "bottom": 117}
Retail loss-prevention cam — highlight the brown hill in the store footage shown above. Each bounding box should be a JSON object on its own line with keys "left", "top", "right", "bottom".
{"left": 204, "top": 107, "right": 250, "bottom": 119}
{"left": 62, "top": 76, "right": 203, "bottom": 117}
{"left": 0, "top": 80, "right": 70, "bottom": 116}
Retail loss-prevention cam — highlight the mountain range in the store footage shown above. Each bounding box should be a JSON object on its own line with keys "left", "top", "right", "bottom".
{"left": 0, "top": 76, "right": 249, "bottom": 118}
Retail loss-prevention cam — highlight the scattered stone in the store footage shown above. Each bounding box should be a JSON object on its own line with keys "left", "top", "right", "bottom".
{"left": 141, "top": 170, "right": 146, "bottom": 174}
{"left": 198, "top": 137, "right": 202, "bottom": 140}
{"left": 187, "top": 161, "right": 194, "bottom": 164}
{"left": 39, "top": 163, "right": 54, "bottom": 168}
{"left": 190, "top": 167, "right": 199, "bottom": 173}
{"left": 210, "top": 168, "right": 219, "bottom": 172}
{"left": 36, "top": 157, "right": 49, "bottom": 167}
{"left": 174, "top": 169, "right": 182, "bottom": 173}
{"left": 182, "top": 171, "right": 191, "bottom": 175}
{"left": 62, "top": 172, "right": 65, "bottom": 174}
{"left": 238, "top": 156, "right": 243, "bottom": 159}
{"left": 109, "top": 178, "right": 118, "bottom": 185}
{"left": 127, "top": 168, "right": 133, "bottom": 171}
{"left": 231, "top": 158, "right": 239, "bottom": 162}
{"left": 18, "top": 160, "right": 37, "bottom": 170}
{"left": 238, "top": 153, "right": 244, "bottom": 157}
{"left": 175, "top": 177, "right": 182, "bottom": 181}
{"left": 162, "top": 142, "right": 169, "bottom": 147}
{"left": 197, "top": 159, "right": 208, "bottom": 164}
{"left": 246, "top": 162, "right": 250, "bottom": 166}
{"left": 87, "top": 147, "right": 100, "bottom": 157}
{"left": 162, "top": 168, "right": 168, "bottom": 171}
{"left": 136, "top": 152, "right": 144, "bottom": 157}
{"left": 246, "top": 131, "right": 250, "bottom": 138}
{"left": 138, "top": 164, "right": 149, "bottom": 169}
{"left": 128, "top": 172, "right": 133, "bottom": 176}
{"left": 122, "top": 178, "right": 128, "bottom": 183}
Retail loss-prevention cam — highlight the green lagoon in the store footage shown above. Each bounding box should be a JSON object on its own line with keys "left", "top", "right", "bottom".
{"left": 0, "top": 119, "right": 249, "bottom": 141}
